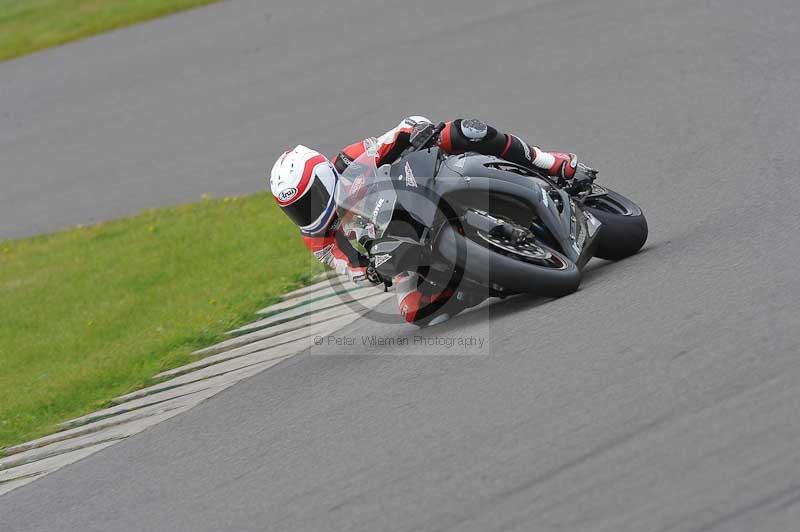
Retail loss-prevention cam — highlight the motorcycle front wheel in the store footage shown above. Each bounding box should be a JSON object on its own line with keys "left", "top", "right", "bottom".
{"left": 434, "top": 225, "right": 581, "bottom": 298}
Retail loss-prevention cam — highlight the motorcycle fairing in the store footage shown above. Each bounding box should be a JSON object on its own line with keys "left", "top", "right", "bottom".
{"left": 436, "top": 153, "right": 600, "bottom": 265}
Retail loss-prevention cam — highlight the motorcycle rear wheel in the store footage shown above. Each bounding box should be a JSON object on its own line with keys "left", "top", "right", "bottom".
{"left": 584, "top": 188, "right": 648, "bottom": 260}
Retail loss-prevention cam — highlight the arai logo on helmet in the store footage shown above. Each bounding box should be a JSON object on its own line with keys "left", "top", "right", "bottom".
{"left": 278, "top": 187, "right": 297, "bottom": 201}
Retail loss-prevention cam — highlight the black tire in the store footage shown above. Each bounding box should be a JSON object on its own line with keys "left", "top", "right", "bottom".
{"left": 584, "top": 188, "right": 648, "bottom": 260}
{"left": 434, "top": 225, "right": 581, "bottom": 297}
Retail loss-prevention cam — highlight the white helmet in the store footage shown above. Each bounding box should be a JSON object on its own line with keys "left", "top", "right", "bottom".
{"left": 270, "top": 145, "right": 338, "bottom": 234}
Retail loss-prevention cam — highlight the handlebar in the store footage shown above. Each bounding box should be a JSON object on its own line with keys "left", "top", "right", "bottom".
{"left": 403, "top": 121, "right": 447, "bottom": 157}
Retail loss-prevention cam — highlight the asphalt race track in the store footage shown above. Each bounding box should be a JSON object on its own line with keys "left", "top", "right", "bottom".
{"left": 2, "top": 0, "right": 800, "bottom": 530}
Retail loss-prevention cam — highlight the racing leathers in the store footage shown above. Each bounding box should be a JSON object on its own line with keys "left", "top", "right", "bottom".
{"left": 301, "top": 116, "right": 582, "bottom": 326}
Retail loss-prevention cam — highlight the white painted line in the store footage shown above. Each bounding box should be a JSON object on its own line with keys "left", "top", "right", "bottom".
{"left": 280, "top": 274, "right": 359, "bottom": 301}
{"left": 194, "top": 297, "right": 385, "bottom": 358}
{"left": 67, "top": 377, "right": 233, "bottom": 427}
{"left": 280, "top": 280, "right": 337, "bottom": 301}
{"left": 3, "top": 399, "right": 190, "bottom": 457}
{"left": 0, "top": 441, "right": 118, "bottom": 497}
{"left": 113, "top": 350, "right": 295, "bottom": 404}
{"left": 257, "top": 285, "right": 368, "bottom": 316}
{"left": 1, "top": 407, "right": 194, "bottom": 472}
{"left": 229, "top": 289, "right": 390, "bottom": 335}
{"left": 157, "top": 312, "right": 363, "bottom": 379}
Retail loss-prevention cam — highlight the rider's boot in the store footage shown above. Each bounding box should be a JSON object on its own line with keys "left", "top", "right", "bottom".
{"left": 529, "top": 149, "right": 579, "bottom": 180}
{"left": 509, "top": 140, "right": 599, "bottom": 194}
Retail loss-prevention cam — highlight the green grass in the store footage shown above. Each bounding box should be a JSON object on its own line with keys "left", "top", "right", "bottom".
{"left": 0, "top": 0, "right": 220, "bottom": 62}
{"left": 0, "top": 193, "right": 323, "bottom": 450}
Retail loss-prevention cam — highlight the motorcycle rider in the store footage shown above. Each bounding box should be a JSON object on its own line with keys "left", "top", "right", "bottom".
{"left": 269, "top": 116, "right": 594, "bottom": 326}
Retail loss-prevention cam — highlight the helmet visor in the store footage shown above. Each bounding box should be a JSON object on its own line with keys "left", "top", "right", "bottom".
{"left": 281, "top": 177, "right": 332, "bottom": 228}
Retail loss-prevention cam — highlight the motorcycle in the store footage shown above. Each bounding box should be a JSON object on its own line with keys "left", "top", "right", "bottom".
{"left": 336, "top": 123, "right": 648, "bottom": 300}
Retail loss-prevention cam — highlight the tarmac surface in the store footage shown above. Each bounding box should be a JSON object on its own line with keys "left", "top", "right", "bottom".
{"left": 2, "top": 0, "right": 800, "bottom": 530}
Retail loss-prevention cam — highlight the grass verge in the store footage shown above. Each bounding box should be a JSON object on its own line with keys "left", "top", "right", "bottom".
{"left": 0, "top": 0, "right": 219, "bottom": 63}
{"left": 0, "top": 193, "right": 322, "bottom": 450}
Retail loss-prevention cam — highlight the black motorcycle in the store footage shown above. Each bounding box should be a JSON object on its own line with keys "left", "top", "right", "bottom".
{"left": 336, "top": 124, "right": 647, "bottom": 300}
